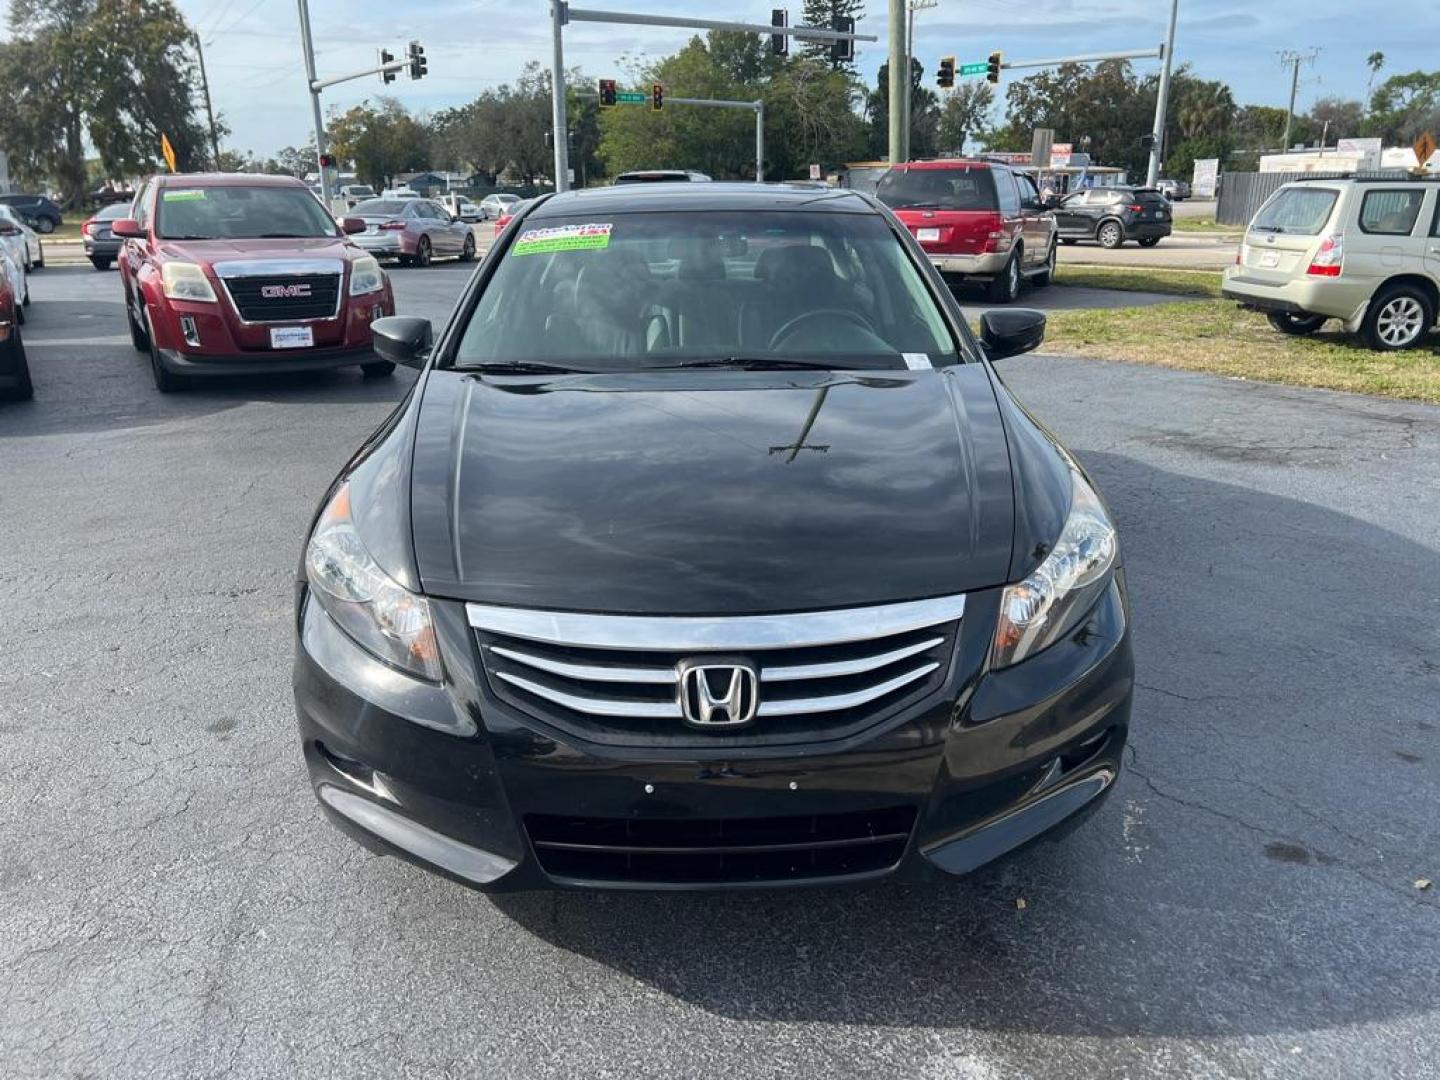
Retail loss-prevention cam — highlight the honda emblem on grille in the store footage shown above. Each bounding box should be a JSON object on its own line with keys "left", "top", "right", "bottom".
{"left": 260, "top": 283, "right": 312, "bottom": 299}
{"left": 677, "top": 659, "right": 759, "bottom": 728}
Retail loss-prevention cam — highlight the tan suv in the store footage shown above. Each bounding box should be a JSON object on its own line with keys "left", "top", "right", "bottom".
{"left": 1222, "top": 177, "right": 1440, "bottom": 351}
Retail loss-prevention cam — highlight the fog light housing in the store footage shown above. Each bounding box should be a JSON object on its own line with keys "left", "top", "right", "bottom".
{"left": 179, "top": 315, "right": 201, "bottom": 347}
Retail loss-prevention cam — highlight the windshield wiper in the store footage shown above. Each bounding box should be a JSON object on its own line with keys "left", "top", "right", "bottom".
{"left": 647, "top": 356, "right": 868, "bottom": 372}
{"left": 1251, "top": 224, "right": 1286, "bottom": 234}
{"left": 162, "top": 234, "right": 220, "bottom": 240}
{"left": 454, "top": 360, "right": 591, "bottom": 375}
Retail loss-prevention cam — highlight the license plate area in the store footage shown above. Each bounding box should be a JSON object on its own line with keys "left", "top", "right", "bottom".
{"left": 269, "top": 326, "right": 314, "bottom": 349}
{"left": 1258, "top": 251, "right": 1280, "bottom": 269}
{"left": 917, "top": 227, "right": 941, "bottom": 242}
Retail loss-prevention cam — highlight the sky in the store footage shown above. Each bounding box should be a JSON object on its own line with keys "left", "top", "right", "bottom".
{"left": 166, "top": 0, "right": 1440, "bottom": 158}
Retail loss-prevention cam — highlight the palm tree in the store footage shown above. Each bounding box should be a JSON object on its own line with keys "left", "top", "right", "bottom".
{"left": 1177, "top": 81, "right": 1236, "bottom": 140}
{"left": 1365, "top": 51, "right": 1385, "bottom": 110}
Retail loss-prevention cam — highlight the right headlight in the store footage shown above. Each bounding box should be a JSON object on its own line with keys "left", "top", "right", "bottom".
{"left": 349, "top": 254, "right": 384, "bottom": 296}
{"left": 305, "top": 482, "right": 442, "bottom": 681}
{"left": 161, "top": 261, "right": 217, "bottom": 302}
{"left": 991, "top": 468, "right": 1117, "bottom": 669}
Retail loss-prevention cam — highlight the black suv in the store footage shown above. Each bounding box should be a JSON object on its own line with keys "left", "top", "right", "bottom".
{"left": 0, "top": 194, "right": 63, "bottom": 234}
{"left": 1053, "top": 186, "right": 1171, "bottom": 248}
{"left": 292, "top": 183, "right": 1133, "bottom": 892}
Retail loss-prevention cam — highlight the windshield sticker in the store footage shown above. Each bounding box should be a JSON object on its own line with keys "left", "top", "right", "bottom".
{"left": 902, "top": 352, "right": 933, "bottom": 370}
{"left": 162, "top": 189, "right": 207, "bottom": 202}
{"left": 511, "top": 222, "right": 613, "bottom": 256}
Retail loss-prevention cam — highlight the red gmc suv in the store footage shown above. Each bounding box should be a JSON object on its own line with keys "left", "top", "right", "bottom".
{"left": 876, "top": 160, "right": 1057, "bottom": 303}
{"left": 114, "top": 173, "right": 396, "bottom": 391}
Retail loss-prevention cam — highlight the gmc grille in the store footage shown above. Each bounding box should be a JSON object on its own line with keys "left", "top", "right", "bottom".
{"left": 222, "top": 273, "right": 340, "bottom": 322}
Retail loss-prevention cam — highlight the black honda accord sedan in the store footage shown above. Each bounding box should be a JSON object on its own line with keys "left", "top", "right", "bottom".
{"left": 293, "top": 183, "right": 1133, "bottom": 891}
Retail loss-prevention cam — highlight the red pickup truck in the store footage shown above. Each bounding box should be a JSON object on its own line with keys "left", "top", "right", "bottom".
{"left": 115, "top": 173, "right": 396, "bottom": 392}
{"left": 876, "top": 160, "right": 1056, "bottom": 303}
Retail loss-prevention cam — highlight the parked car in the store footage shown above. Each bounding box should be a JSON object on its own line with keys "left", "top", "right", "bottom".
{"left": 1156, "top": 178, "right": 1190, "bottom": 201}
{"left": 380, "top": 187, "right": 419, "bottom": 199}
{"left": 0, "top": 193, "right": 62, "bottom": 234}
{"left": 348, "top": 197, "right": 476, "bottom": 266}
{"left": 1222, "top": 176, "right": 1440, "bottom": 351}
{"left": 113, "top": 172, "right": 396, "bottom": 392}
{"left": 436, "top": 193, "right": 481, "bottom": 223}
{"left": 0, "top": 205, "right": 43, "bottom": 272}
{"left": 875, "top": 159, "right": 1057, "bottom": 302}
{"left": 292, "top": 182, "right": 1133, "bottom": 893}
{"left": 478, "top": 193, "right": 520, "bottom": 221}
{"left": 1053, "top": 186, "right": 1172, "bottom": 249}
{"left": 613, "top": 170, "right": 712, "bottom": 184}
{"left": 0, "top": 255, "right": 32, "bottom": 401}
{"left": 82, "top": 203, "right": 130, "bottom": 270}
{"left": 0, "top": 220, "right": 31, "bottom": 314}
{"left": 338, "top": 184, "right": 377, "bottom": 208}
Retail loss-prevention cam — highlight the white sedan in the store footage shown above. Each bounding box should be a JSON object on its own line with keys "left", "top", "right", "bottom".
{"left": 0, "top": 205, "right": 44, "bottom": 272}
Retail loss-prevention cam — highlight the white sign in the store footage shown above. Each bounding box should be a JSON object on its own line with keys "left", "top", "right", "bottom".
{"left": 1192, "top": 158, "right": 1220, "bottom": 198}
{"left": 809, "top": 163, "right": 822, "bottom": 181}
{"left": 1336, "top": 137, "right": 1381, "bottom": 154}
{"left": 1051, "top": 142, "right": 1073, "bottom": 167}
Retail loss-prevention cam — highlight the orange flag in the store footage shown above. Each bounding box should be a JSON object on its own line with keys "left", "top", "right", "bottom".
{"left": 161, "top": 133, "right": 177, "bottom": 173}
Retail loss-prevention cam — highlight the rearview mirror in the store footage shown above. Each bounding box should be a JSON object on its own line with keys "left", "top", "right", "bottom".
{"left": 370, "top": 316, "right": 433, "bottom": 369}
{"left": 340, "top": 216, "right": 366, "bottom": 235}
{"left": 111, "top": 218, "right": 144, "bottom": 239}
{"left": 979, "top": 308, "right": 1046, "bottom": 361}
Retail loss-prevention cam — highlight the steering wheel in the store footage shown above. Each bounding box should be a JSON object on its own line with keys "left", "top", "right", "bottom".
{"left": 767, "top": 308, "right": 878, "bottom": 352}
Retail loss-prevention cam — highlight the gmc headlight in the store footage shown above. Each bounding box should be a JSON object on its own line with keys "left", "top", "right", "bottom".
{"left": 160, "top": 261, "right": 217, "bottom": 302}
{"left": 349, "top": 255, "right": 384, "bottom": 296}
{"left": 992, "top": 469, "right": 1117, "bottom": 669}
{"left": 305, "top": 483, "right": 442, "bottom": 681}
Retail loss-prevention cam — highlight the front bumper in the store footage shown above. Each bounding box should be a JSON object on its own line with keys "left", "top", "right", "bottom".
{"left": 1221, "top": 270, "right": 1371, "bottom": 321}
{"left": 156, "top": 343, "right": 382, "bottom": 376}
{"left": 294, "top": 575, "right": 1134, "bottom": 892}
{"left": 926, "top": 250, "right": 1011, "bottom": 277}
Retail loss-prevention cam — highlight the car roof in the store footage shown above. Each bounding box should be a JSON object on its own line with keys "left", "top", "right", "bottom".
{"left": 151, "top": 172, "right": 307, "bottom": 189}
{"left": 890, "top": 160, "right": 998, "bottom": 171}
{"left": 529, "top": 182, "right": 875, "bottom": 217}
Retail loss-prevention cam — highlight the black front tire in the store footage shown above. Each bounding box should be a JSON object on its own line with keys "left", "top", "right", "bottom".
{"left": 1267, "top": 312, "right": 1327, "bottom": 336}
{"left": 90, "top": 256, "right": 112, "bottom": 271}
{"left": 987, "top": 252, "right": 1022, "bottom": 303}
{"left": 362, "top": 360, "right": 396, "bottom": 378}
{"left": 146, "top": 315, "right": 187, "bottom": 392}
{"left": 414, "top": 237, "right": 432, "bottom": 267}
{"left": 34, "top": 217, "right": 56, "bottom": 234}
{"left": 1097, "top": 221, "right": 1125, "bottom": 249}
{"left": 127, "top": 302, "right": 150, "bottom": 352}
{"left": 1032, "top": 242, "right": 1056, "bottom": 287}
{"left": 1138, "top": 237, "right": 1162, "bottom": 248}
{"left": 1360, "top": 284, "right": 1434, "bottom": 351}
{"left": 458, "top": 233, "right": 476, "bottom": 262}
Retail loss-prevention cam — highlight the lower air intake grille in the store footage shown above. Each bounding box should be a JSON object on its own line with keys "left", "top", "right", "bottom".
{"left": 526, "top": 806, "right": 917, "bottom": 884}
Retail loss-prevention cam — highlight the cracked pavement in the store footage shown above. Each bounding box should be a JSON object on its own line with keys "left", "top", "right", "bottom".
{"left": 1, "top": 264, "right": 1437, "bottom": 1079}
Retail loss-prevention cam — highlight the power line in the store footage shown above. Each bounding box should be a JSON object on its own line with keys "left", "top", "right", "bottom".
{"left": 1278, "top": 48, "right": 1320, "bottom": 151}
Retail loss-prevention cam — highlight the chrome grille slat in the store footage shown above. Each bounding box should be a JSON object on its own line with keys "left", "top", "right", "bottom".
{"left": 474, "top": 595, "right": 964, "bottom": 748}
{"left": 491, "top": 645, "right": 676, "bottom": 684}
{"left": 761, "top": 636, "right": 944, "bottom": 683}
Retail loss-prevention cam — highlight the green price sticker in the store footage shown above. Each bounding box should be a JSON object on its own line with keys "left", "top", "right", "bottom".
{"left": 512, "top": 223, "right": 613, "bottom": 256}
{"left": 162, "top": 189, "right": 207, "bottom": 202}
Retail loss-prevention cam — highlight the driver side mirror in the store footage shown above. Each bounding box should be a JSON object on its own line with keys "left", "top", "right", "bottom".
{"left": 111, "top": 218, "right": 144, "bottom": 239}
{"left": 370, "top": 316, "right": 432, "bottom": 369}
{"left": 340, "top": 216, "right": 366, "bottom": 235}
{"left": 980, "top": 309, "right": 1046, "bottom": 361}
{"left": 0, "top": 220, "right": 17, "bottom": 237}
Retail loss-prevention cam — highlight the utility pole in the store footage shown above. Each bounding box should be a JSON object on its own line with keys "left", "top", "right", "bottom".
{"left": 295, "top": 0, "right": 330, "bottom": 205}
{"left": 551, "top": 0, "right": 571, "bottom": 191}
{"left": 887, "top": 0, "right": 904, "bottom": 163}
{"left": 193, "top": 31, "right": 221, "bottom": 168}
{"left": 1278, "top": 49, "right": 1318, "bottom": 152}
{"left": 1145, "top": 0, "right": 1178, "bottom": 187}
{"left": 902, "top": 0, "right": 936, "bottom": 164}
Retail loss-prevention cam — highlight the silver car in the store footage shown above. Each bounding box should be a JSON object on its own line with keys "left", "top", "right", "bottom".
{"left": 0, "top": 205, "right": 44, "bottom": 271}
{"left": 346, "top": 197, "right": 476, "bottom": 267}
{"left": 478, "top": 193, "right": 521, "bottom": 221}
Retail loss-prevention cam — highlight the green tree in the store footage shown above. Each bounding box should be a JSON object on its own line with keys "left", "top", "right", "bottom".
{"left": 1308, "top": 97, "right": 1365, "bottom": 142}
{"left": 865, "top": 59, "right": 940, "bottom": 159}
{"left": 0, "top": 0, "right": 211, "bottom": 203}
{"left": 992, "top": 61, "right": 1154, "bottom": 175}
{"left": 327, "top": 98, "right": 430, "bottom": 190}
{"left": 800, "top": 0, "right": 863, "bottom": 73}
{"left": 937, "top": 82, "right": 994, "bottom": 154}
{"left": 1366, "top": 70, "right": 1440, "bottom": 144}
{"left": 1365, "top": 51, "right": 1385, "bottom": 105}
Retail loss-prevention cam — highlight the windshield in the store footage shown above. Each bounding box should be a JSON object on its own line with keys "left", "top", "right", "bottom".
{"left": 454, "top": 210, "right": 960, "bottom": 372}
{"left": 1251, "top": 188, "right": 1338, "bottom": 235}
{"left": 352, "top": 199, "right": 410, "bottom": 216}
{"left": 155, "top": 185, "right": 338, "bottom": 240}
{"left": 876, "top": 166, "right": 998, "bottom": 211}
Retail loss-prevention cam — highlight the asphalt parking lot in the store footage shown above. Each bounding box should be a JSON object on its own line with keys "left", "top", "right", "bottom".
{"left": 2, "top": 262, "right": 1438, "bottom": 1079}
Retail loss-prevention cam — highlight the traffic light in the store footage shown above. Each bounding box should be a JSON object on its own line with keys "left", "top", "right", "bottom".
{"left": 318, "top": 153, "right": 336, "bottom": 169}
{"left": 770, "top": 9, "right": 788, "bottom": 57}
{"left": 598, "top": 78, "right": 617, "bottom": 107}
{"left": 936, "top": 56, "right": 955, "bottom": 89}
{"left": 407, "top": 40, "right": 427, "bottom": 80}
{"left": 379, "top": 48, "right": 395, "bottom": 85}
{"left": 986, "top": 51, "right": 1002, "bottom": 84}
{"left": 830, "top": 15, "right": 854, "bottom": 63}
{"left": 652, "top": 82, "right": 664, "bottom": 111}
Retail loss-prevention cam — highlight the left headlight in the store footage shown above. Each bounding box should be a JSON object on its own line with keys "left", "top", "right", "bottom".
{"left": 305, "top": 482, "right": 442, "bottom": 681}
{"left": 991, "top": 468, "right": 1118, "bottom": 669}
{"left": 349, "top": 255, "right": 384, "bottom": 296}
{"left": 161, "top": 261, "right": 217, "bottom": 302}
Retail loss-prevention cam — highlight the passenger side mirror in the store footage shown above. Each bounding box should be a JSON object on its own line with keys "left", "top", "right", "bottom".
{"left": 0, "top": 221, "right": 17, "bottom": 237}
{"left": 111, "top": 218, "right": 144, "bottom": 239}
{"left": 340, "top": 216, "right": 366, "bottom": 235}
{"left": 370, "top": 316, "right": 433, "bottom": 369}
{"left": 979, "top": 309, "right": 1046, "bottom": 361}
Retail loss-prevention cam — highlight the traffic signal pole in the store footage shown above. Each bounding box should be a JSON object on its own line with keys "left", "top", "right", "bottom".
{"left": 551, "top": 2, "right": 873, "bottom": 192}
{"left": 1146, "top": 0, "right": 1179, "bottom": 186}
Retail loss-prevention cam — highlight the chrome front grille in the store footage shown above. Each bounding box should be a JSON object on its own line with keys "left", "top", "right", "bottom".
{"left": 468, "top": 596, "right": 964, "bottom": 748}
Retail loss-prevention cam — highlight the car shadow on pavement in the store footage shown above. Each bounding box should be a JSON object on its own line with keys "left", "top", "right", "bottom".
{"left": 488, "top": 449, "right": 1439, "bottom": 1039}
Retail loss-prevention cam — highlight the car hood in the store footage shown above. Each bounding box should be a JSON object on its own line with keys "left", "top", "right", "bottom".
{"left": 408, "top": 365, "right": 1017, "bottom": 615}
{"left": 156, "top": 237, "right": 361, "bottom": 265}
